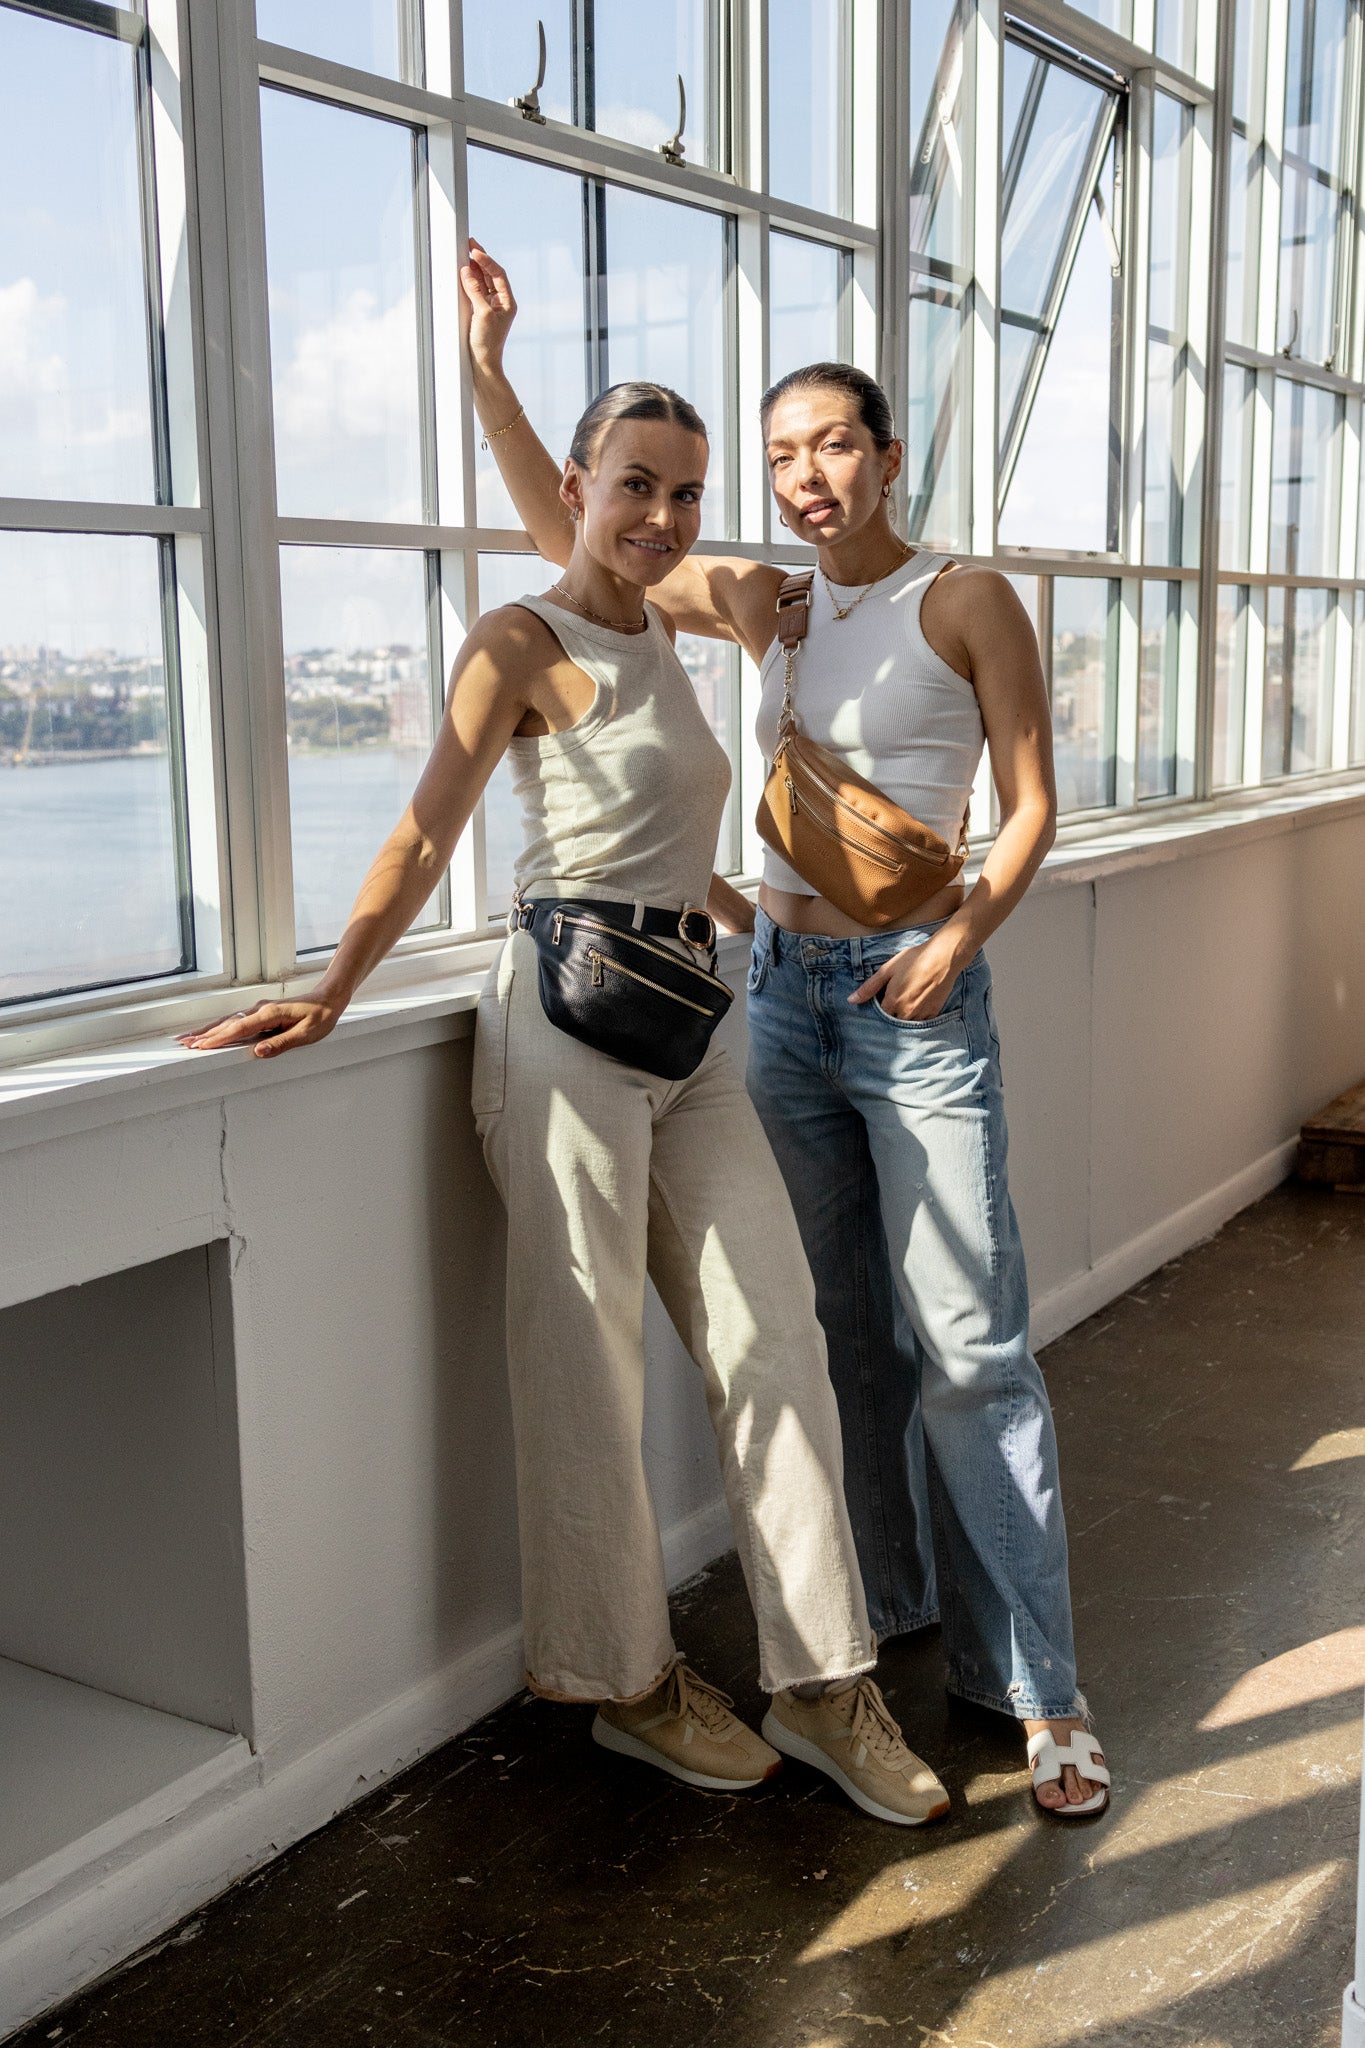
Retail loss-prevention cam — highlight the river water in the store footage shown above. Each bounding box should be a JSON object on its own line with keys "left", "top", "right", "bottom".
{"left": 0, "top": 749, "right": 524, "bottom": 1006}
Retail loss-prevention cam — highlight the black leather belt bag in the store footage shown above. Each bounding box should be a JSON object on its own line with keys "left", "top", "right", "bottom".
{"left": 508, "top": 894, "right": 733, "bottom": 1081}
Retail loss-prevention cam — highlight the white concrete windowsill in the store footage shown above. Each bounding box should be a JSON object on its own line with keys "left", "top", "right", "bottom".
{"left": 3, "top": 775, "right": 1364, "bottom": 1150}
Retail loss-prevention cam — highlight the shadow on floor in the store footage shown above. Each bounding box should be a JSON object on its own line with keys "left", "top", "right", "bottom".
{"left": 15, "top": 1183, "right": 1365, "bottom": 2048}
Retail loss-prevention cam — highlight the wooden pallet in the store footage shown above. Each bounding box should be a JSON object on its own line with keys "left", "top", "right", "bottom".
{"left": 1297, "top": 1079, "right": 1365, "bottom": 1190}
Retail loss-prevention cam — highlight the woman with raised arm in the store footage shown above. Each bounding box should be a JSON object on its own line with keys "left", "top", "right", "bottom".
{"left": 181, "top": 372, "right": 952, "bottom": 1828}
{"left": 466, "top": 242, "right": 1109, "bottom": 1818}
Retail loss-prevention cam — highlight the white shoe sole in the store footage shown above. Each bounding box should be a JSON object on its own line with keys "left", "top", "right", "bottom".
{"left": 761, "top": 1711, "right": 950, "bottom": 1826}
{"left": 592, "top": 1713, "right": 779, "bottom": 1792}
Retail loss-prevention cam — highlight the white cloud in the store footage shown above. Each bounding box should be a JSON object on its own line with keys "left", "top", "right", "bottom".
{"left": 0, "top": 277, "right": 66, "bottom": 402}
{"left": 271, "top": 286, "right": 421, "bottom": 445}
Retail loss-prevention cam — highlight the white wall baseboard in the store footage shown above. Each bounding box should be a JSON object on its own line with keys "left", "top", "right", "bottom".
{"left": 0, "top": 1498, "right": 739, "bottom": 2043}
{"left": 1029, "top": 1137, "right": 1298, "bottom": 1353}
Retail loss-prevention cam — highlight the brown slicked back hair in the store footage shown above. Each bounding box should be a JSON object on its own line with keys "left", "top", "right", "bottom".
{"left": 760, "top": 362, "right": 896, "bottom": 450}
{"left": 569, "top": 381, "right": 709, "bottom": 468}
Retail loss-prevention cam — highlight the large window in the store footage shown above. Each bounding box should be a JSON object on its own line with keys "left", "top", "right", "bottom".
{"left": 2, "top": 0, "right": 1365, "bottom": 1040}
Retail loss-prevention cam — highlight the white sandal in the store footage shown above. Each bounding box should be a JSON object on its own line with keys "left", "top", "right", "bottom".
{"left": 1027, "top": 1728, "right": 1110, "bottom": 1817}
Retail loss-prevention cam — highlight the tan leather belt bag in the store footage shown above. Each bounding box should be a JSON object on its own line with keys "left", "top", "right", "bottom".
{"left": 754, "top": 570, "right": 968, "bottom": 928}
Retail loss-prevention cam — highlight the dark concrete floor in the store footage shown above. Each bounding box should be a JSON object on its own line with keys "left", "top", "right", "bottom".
{"left": 16, "top": 1183, "right": 1365, "bottom": 2048}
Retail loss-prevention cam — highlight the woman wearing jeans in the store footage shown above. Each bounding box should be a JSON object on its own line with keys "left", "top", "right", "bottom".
{"left": 183, "top": 369, "right": 952, "bottom": 1829}
{"left": 468, "top": 239, "right": 1109, "bottom": 1816}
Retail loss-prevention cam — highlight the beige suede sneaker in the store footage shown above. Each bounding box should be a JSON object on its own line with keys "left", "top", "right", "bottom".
{"left": 762, "top": 1679, "right": 950, "bottom": 1825}
{"left": 593, "top": 1663, "right": 783, "bottom": 1791}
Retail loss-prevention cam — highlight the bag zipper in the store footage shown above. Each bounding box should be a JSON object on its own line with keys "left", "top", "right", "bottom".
{"left": 587, "top": 947, "right": 715, "bottom": 1016}
{"left": 781, "top": 749, "right": 949, "bottom": 870}
{"left": 784, "top": 777, "right": 903, "bottom": 875}
{"left": 557, "top": 912, "right": 722, "bottom": 990}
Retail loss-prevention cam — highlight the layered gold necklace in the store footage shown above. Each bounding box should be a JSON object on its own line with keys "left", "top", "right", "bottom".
{"left": 552, "top": 581, "right": 648, "bottom": 633}
{"left": 820, "top": 542, "right": 915, "bottom": 622}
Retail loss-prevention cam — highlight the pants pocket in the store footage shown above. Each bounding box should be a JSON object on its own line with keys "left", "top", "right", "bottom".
{"left": 471, "top": 944, "right": 515, "bottom": 1118}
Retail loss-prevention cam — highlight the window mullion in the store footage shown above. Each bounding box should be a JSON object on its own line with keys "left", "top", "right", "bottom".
{"left": 1257, "top": 0, "right": 1289, "bottom": 353}
{"left": 968, "top": 0, "right": 1002, "bottom": 559}
{"left": 209, "top": 0, "right": 297, "bottom": 982}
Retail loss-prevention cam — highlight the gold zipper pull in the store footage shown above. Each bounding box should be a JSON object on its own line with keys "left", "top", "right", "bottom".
{"left": 785, "top": 774, "right": 797, "bottom": 816}
{"left": 552, "top": 910, "right": 563, "bottom": 944}
{"left": 590, "top": 948, "right": 604, "bottom": 987}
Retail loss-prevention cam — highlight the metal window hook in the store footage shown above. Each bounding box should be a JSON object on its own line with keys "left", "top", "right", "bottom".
{"left": 1280, "top": 306, "right": 1300, "bottom": 358}
{"left": 512, "top": 19, "right": 548, "bottom": 125}
{"left": 660, "top": 74, "right": 687, "bottom": 165}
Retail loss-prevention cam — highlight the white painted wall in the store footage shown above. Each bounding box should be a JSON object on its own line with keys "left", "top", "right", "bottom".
{"left": 2, "top": 791, "right": 1364, "bottom": 2037}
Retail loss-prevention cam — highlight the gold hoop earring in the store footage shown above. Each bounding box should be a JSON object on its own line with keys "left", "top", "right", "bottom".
{"left": 881, "top": 482, "right": 892, "bottom": 500}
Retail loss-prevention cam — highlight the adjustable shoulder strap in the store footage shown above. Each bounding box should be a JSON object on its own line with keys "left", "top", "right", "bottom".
{"left": 776, "top": 570, "right": 815, "bottom": 649}
{"left": 773, "top": 570, "right": 814, "bottom": 745}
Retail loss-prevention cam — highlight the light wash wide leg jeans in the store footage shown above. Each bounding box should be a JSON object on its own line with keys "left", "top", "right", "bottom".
{"left": 745, "top": 907, "right": 1081, "bottom": 1721}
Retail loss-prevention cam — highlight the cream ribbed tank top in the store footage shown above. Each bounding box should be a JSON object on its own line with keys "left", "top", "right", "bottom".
{"left": 755, "top": 550, "right": 984, "bottom": 897}
{"left": 504, "top": 594, "right": 731, "bottom": 912}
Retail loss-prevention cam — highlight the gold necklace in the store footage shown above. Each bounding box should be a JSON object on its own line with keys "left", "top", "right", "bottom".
{"left": 820, "top": 544, "right": 915, "bottom": 622}
{"left": 552, "top": 582, "right": 648, "bottom": 633}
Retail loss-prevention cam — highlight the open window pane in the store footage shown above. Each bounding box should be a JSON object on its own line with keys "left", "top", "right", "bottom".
{"left": 464, "top": 2, "right": 572, "bottom": 118}
{"left": 589, "top": 1, "right": 717, "bottom": 165}
{"left": 0, "top": 8, "right": 155, "bottom": 505}
{"left": 1000, "top": 53, "right": 1110, "bottom": 321}
{"left": 905, "top": 276, "right": 970, "bottom": 547}
{"left": 1213, "top": 585, "right": 1251, "bottom": 787}
{"left": 768, "top": 0, "right": 849, "bottom": 216}
{"left": 1138, "top": 582, "right": 1183, "bottom": 798}
{"left": 769, "top": 234, "right": 841, "bottom": 388}
{"left": 0, "top": 533, "right": 187, "bottom": 1004}
{"left": 999, "top": 202, "right": 1117, "bottom": 551}
{"left": 908, "top": 0, "right": 968, "bottom": 268}
{"left": 1051, "top": 578, "right": 1118, "bottom": 812}
{"left": 998, "top": 38, "right": 1120, "bottom": 549}
{"left": 467, "top": 150, "right": 585, "bottom": 530}
{"left": 1269, "top": 378, "right": 1341, "bottom": 575}
{"left": 261, "top": 91, "right": 426, "bottom": 523}
{"left": 280, "top": 546, "right": 439, "bottom": 952}
{"left": 602, "top": 189, "right": 729, "bottom": 538}
{"left": 1263, "top": 584, "right": 1333, "bottom": 776}
{"left": 255, "top": 0, "right": 411, "bottom": 80}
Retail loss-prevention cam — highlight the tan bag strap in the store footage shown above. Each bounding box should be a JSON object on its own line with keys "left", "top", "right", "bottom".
{"left": 774, "top": 571, "right": 815, "bottom": 746}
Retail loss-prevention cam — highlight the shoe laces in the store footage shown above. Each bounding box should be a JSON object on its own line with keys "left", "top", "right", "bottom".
{"left": 666, "top": 1663, "right": 738, "bottom": 1737}
{"left": 833, "top": 1678, "right": 912, "bottom": 1771}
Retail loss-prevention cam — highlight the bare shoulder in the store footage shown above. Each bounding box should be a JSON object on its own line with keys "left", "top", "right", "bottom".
{"left": 927, "top": 562, "right": 1030, "bottom": 631}
{"left": 457, "top": 601, "right": 563, "bottom": 680}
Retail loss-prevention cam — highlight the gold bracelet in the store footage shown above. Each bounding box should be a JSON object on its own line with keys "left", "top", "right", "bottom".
{"left": 480, "top": 405, "right": 525, "bottom": 450}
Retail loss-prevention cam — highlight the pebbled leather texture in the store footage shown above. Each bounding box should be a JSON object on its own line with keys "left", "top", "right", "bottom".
{"left": 528, "top": 900, "right": 733, "bottom": 1081}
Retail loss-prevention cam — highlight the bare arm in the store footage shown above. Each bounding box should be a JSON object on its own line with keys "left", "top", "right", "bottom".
{"left": 460, "top": 239, "right": 783, "bottom": 661}
{"left": 181, "top": 615, "right": 538, "bottom": 1057}
{"left": 851, "top": 571, "right": 1056, "bottom": 1017}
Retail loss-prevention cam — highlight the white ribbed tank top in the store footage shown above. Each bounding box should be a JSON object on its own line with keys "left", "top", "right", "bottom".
{"left": 504, "top": 594, "right": 731, "bottom": 912}
{"left": 755, "top": 550, "right": 984, "bottom": 897}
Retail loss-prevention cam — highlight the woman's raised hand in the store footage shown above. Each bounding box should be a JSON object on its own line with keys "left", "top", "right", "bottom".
{"left": 460, "top": 238, "right": 517, "bottom": 377}
{"left": 177, "top": 995, "right": 342, "bottom": 1060}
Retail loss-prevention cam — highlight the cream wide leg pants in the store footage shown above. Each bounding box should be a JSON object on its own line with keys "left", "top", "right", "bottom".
{"left": 472, "top": 928, "right": 875, "bottom": 1703}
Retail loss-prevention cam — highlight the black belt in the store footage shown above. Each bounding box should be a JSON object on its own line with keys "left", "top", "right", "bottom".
{"left": 509, "top": 893, "right": 717, "bottom": 955}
